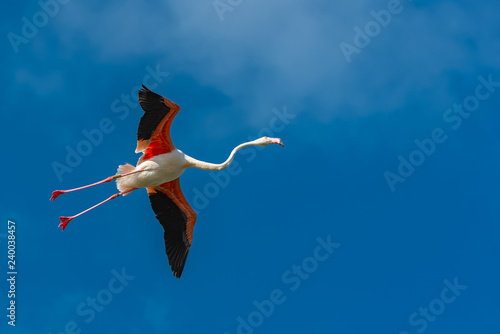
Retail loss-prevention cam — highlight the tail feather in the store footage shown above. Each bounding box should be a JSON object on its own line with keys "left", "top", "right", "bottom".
{"left": 116, "top": 163, "right": 136, "bottom": 195}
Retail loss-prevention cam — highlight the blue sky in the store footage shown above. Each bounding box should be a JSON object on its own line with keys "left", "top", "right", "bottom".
{"left": 1, "top": 0, "right": 500, "bottom": 333}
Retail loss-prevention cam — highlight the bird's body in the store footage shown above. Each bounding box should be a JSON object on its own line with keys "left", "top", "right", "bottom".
{"left": 51, "top": 85, "right": 284, "bottom": 278}
{"left": 116, "top": 150, "right": 188, "bottom": 193}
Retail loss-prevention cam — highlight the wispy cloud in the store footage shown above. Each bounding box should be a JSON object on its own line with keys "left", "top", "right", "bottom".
{"left": 50, "top": 1, "right": 500, "bottom": 125}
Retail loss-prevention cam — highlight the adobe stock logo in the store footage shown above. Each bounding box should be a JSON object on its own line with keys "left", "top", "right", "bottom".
{"left": 48, "top": 267, "right": 135, "bottom": 334}
{"left": 51, "top": 65, "right": 170, "bottom": 182}
{"left": 190, "top": 106, "right": 295, "bottom": 213}
{"left": 339, "top": 0, "right": 410, "bottom": 64}
{"left": 213, "top": 0, "right": 244, "bottom": 22}
{"left": 385, "top": 73, "right": 500, "bottom": 192}
{"left": 224, "top": 235, "right": 341, "bottom": 334}
{"left": 7, "top": 0, "right": 71, "bottom": 54}
{"left": 399, "top": 277, "right": 467, "bottom": 334}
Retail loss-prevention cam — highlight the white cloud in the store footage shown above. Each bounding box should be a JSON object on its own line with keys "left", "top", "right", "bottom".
{"left": 51, "top": 0, "right": 500, "bottom": 127}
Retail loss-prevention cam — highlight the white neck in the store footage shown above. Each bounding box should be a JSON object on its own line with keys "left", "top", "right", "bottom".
{"left": 184, "top": 140, "right": 261, "bottom": 171}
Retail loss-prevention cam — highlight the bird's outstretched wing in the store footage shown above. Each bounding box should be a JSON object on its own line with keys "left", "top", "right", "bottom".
{"left": 136, "top": 85, "right": 181, "bottom": 162}
{"left": 147, "top": 178, "right": 197, "bottom": 278}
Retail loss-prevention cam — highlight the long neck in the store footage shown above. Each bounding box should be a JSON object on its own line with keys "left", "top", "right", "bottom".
{"left": 185, "top": 140, "right": 259, "bottom": 171}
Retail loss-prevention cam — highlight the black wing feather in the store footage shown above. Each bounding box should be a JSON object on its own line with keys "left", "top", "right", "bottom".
{"left": 149, "top": 190, "right": 191, "bottom": 278}
{"left": 137, "top": 85, "right": 171, "bottom": 141}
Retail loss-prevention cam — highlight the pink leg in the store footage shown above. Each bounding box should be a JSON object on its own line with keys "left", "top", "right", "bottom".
{"left": 58, "top": 189, "right": 135, "bottom": 231}
{"left": 50, "top": 169, "right": 144, "bottom": 201}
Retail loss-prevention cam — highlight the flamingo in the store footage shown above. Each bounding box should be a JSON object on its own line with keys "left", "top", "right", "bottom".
{"left": 51, "top": 85, "right": 284, "bottom": 278}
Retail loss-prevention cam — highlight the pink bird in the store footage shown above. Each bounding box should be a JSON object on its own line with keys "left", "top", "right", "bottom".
{"left": 51, "top": 85, "right": 284, "bottom": 278}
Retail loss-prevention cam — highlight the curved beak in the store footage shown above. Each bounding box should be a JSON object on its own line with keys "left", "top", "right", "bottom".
{"left": 269, "top": 137, "right": 285, "bottom": 147}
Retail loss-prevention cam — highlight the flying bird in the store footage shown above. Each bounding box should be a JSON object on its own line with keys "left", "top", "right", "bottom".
{"left": 51, "top": 85, "right": 284, "bottom": 278}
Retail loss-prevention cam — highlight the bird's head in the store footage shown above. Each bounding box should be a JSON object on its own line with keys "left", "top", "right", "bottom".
{"left": 253, "top": 136, "right": 285, "bottom": 147}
